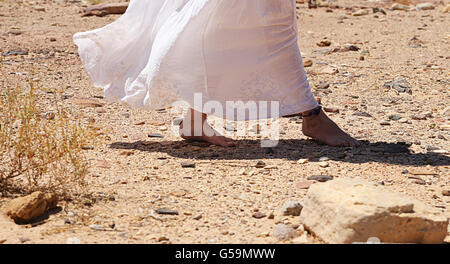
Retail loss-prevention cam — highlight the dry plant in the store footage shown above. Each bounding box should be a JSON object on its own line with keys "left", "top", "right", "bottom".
{"left": 0, "top": 67, "right": 100, "bottom": 200}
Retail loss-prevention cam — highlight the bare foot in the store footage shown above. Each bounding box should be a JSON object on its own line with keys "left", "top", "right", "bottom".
{"left": 179, "top": 109, "right": 236, "bottom": 147}
{"left": 302, "top": 109, "right": 360, "bottom": 147}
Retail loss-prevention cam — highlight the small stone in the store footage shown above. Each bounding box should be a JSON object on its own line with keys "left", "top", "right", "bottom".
{"left": 316, "top": 82, "right": 330, "bottom": 89}
{"left": 158, "top": 236, "right": 170, "bottom": 242}
{"left": 398, "top": 118, "right": 408, "bottom": 123}
{"left": 172, "top": 118, "right": 183, "bottom": 126}
{"left": 307, "top": 175, "right": 334, "bottom": 182}
{"left": 318, "top": 161, "right": 329, "bottom": 168}
{"left": 303, "top": 59, "right": 313, "bottom": 67}
{"left": 442, "top": 4, "right": 450, "bottom": 13}
{"left": 281, "top": 201, "right": 303, "bottom": 216}
{"left": 155, "top": 208, "right": 179, "bottom": 215}
{"left": 391, "top": 3, "right": 410, "bottom": 11}
{"left": 181, "top": 162, "right": 195, "bottom": 168}
{"left": 442, "top": 190, "right": 450, "bottom": 196}
{"left": 317, "top": 40, "right": 332, "bottom": 47}
{"left": 324, "top": 107, "right": 339, "bottom": 113}
{"left": 4, "top": 192, "right": 58, "bottom": 223}
{"left": 353, "top": 111, "right": 372, "bottom": 118}
{"left": 296, "top": 180, "right": 315, "bottom": 190}
{"left": 193, "top": 214, "right": 202, "bottom": 220}
{"left": 297, "top": 158, "right": 308, "bottom": 164}
{"left": 380, "top": 120, "right": 390, "bottom": 126}
{"left": 353, "top": 9, "right": 369, "bottom": 16}
{"left": 252, "top": 212, "right": 267, "bottom": 219}
{"left": 89, "top": 225, "right": 106, "bottom": 231}
{"left": 148, "top": 133, "right": 164, "bottom": 138}
{"left": 389, "top": 115, "right": 402, "bottom": 121}
{"left": 416, "top": 3, "right": 435, "bottom": 11}
{"left": 255, "top": 160, "right": 266, "bottom": 168}
{"left": 319, "top": 157, "right": 330, "bottom": 162}
{"left": 273, "top": 224, "right": 298, "bottom": 241}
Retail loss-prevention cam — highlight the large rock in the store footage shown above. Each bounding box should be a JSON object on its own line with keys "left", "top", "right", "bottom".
{"left": 299, "top": 178, "right": 448, "bottom": 244}
{"left": 4, "top": 192, "right": 58, "bottom": 223}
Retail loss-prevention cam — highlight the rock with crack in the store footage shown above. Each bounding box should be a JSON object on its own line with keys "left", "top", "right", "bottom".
{"left": 299, "top": 178, "right": 448, "bottom": 244}
{"left": 4, "top": 192, "right": 58, "bottom": 224}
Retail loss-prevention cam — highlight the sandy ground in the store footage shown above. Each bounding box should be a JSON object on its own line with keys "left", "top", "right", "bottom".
{"left": 0, "top": 0, "right": 449, "bottom": 244}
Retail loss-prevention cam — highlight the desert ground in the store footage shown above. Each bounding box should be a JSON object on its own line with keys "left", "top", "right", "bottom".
{"left": 0, "top": 0, "right": 449, "bottom": 244}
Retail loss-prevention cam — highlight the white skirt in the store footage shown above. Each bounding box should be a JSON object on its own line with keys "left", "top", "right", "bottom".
{"left": 74, "top": 0, "right": 318, "bottom": 120}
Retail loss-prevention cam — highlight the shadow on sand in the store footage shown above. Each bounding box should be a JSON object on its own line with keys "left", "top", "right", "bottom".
{"left": 109, "top": 139, "right": 450, "bottom": 167}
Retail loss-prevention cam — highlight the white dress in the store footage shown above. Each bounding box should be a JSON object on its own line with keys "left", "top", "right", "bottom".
{"left": 74, "top": 0, "right": 318, "bottom": 120}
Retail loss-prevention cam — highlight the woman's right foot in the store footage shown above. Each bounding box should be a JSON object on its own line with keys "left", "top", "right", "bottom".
{"left": 302, "top": 110, "right": 360, "bottom": 147}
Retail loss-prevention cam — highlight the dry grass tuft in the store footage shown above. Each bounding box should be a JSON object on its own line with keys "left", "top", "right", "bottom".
{"left": 0, "top": 67, "right": 101, "bottom": 200}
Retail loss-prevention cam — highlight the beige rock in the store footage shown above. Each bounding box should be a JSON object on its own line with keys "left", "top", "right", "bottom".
{"left": 443, "top": 4, "right": 450, "bottom": 13}
{"left": 4, "top": 192, "right": 58, "bottom": 223}
{"left": 299, "top": 178, "right": 448, "bottom": 244}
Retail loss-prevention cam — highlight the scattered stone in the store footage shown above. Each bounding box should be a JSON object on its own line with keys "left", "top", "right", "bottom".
{"left": 353, "top": 111, "right": 372, "bottom": 118}
{"left": 3, "top": 50, "right": 28, "bottom": 56}
{"left": 388, "top": 115, "right": 402, "bottom": 121}
{"left": 181, "top": 162, "right": 195, "bottom": 168}
{"left": 317, "top": 40, "right": 331, "bottom": 47}
{"left": 391, "top": 3, "right": 410, "bottom": 11}
{"left": 380, "top": 120, "right": 390, "bottom": 126}
{"left": 307, "top": 175, "right": 333, "bottom": 182}
{"left": 89, "top": 225, "right": 106, "bottom": 231}
{"left": 299, "top": 178, "right": 448, "bottom": 244}
{"left": 297, "top": 158, "right": 308, "bottom": 164}
{"left": 155, "top": 208, "right": 179, "bottom": 215}
{"left": 255, "top": 160, "right": 266, "bottom": 168}
{"left": 398, "top": 118, "right": 408, "bottom": 123}
{"left": 318, "top": 66, "right": 339, "bottom": 75}
{"left": 296, "top": 180, "right": 315, "bottom": 190}
{"left": 316, "top": 82, "right": 330, "bottom": 89}
{"left": 342, "top": 44, "right": 360, "bottom": 51}
{"left": 324, "top": 107, "right": 339, "bottom": 113}
{"left": 252, "top": 212, "right": 267, "bottom": 219}
{"left": 4, "top": 192, "right": 58, "bottom": 223}
{"left": 134, "top": 121, "right": 145, "bottom": 125}
{"left": 319, "top": 157, "right": 330, "bottom": 162}
{"left": 442, "top": 190, "right": 450, "bottom": 196}
{"left": 383, "top": 79, "right": 412, "bottom": 93}
{"left": 303, "top": 59, "right": 313, "bottom": 67}
{"left": 82, "top": 3, "right": 129, "bottom": 17}
{"left": 416, "top": 3, "right": 435, "bottom": 11}
{"left": 273, "top": 224, "right": 298, "bottom": 241}
{"left": 352, "top": 9, "right": 369, "bottom": 16}
{"left": 148, "top": 133, "right": 164, "bottom": 138}
{"left": 193, "top": 214, "right": 202, "bottom": 220}
{"left": 318, "top": 161, "right": 329, "bottom": 168}
{"left": 281, "top": 201, "right": 303, "bottom": 216}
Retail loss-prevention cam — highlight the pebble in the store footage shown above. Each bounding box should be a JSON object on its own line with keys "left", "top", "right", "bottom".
{"left": 252, "top": 212, "right": 267, "bottom": 219}
{"left": 319, "top": 157, "right": 330, "bottom": 162}
{"left": 307, "top": 175, "right": 333, "bottom": 182}
{"left": 353, "top": 111, "right": 372, "bottom": 118}
{"left": 442, "top": 190, "right": 450, "bottom": 196}
{"left": 89, "top": 225, "right": 106, "bottom": 231}
{"left": 273, "top": 224, "right": 298, "bottom": 241}
{"left": 148, "top": 133, "right": 164, "bottom": 138}
{"left": 318, "top": 161, "right": 329, "bottom": 168}
{"left": 416, "top": 3, "right": 435, "bottom": 11}
{"left": 155, "top": 208, "right": 179, "bottom": 215}
{"left": 353, "top": 9, "right": 369, "bottom": 16}
{"left": 181, "top": 162, "right": 196, "bottom": 168}
{"left": 388, "top": 115, "right": 402, "bottom": 121}
{"left": 303, "top": 59, "right": 313, "bottom": 67}
{"left": 296, "top": 180, "right": 315, "bottom": 189}
{"left": 391, "top": 3, "right": 410, "bottom": 11}
{"left": 398, "top": 118, "right": 408, "bottom": 123}
{"left": 317, "top": 40, "right": 331, "bottom": 47}
{"left": 297, "top": 158, "right": 308, "bottom": 164}
{"left": 193, "top": 214, "right": 202, "bottom": 220}
{"left": 255, "top": 160, "right": 266, "bottom": 168}
{"left": 281, "top": 201, "right": 303, "bottom": 216}
{"left": 380, "top": 120, "right": 390, "bottom": 126}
